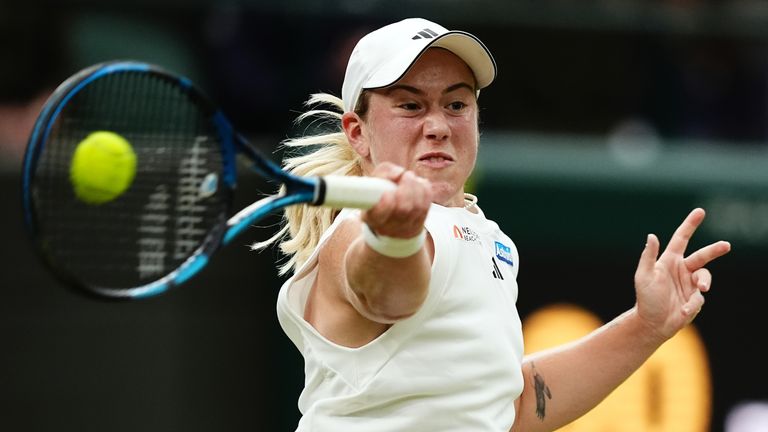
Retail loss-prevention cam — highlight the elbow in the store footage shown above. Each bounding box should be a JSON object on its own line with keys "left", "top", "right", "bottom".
{"left": 348, "top": 284, "right": 427, "bottom": 324}
{"left": 367, "top": 302, "right": 421, "bottom": 324}
{"left": 344, "top": 237, "right": 431, "bottom": 324}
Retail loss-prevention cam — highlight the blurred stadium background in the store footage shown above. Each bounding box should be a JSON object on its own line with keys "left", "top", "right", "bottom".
{"left": 1, "top": 1, "right": 766, "bottom": 431}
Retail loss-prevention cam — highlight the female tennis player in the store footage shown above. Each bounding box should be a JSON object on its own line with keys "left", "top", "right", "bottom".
{"left": 257, "top": 17, "right": 731, "bottom": 431}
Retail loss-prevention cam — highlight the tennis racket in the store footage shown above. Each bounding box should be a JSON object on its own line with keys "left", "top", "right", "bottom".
{"left": 22, "top": 60, "right": 394, "bottom": 300}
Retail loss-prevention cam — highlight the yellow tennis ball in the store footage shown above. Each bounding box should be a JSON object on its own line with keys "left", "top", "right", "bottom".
{"left": 70, "top": 131, "right": 137, "bottom": 204}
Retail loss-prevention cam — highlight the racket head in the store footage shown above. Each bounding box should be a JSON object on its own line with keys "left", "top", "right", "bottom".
{"left": 22, "top": 61, "right": 238, "bottom": 299}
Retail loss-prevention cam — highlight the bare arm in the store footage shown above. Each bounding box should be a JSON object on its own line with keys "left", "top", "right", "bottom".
{"left": 304, "top": 163, "right": 434, "bottom": 346}
{"left": 345, "top": 163, "right": 433, "bottom": 322}
{"left": 510, "top": 208, "right": 731, "bottom": 432}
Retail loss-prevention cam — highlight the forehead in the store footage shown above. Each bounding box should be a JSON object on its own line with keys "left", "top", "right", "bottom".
{"left": 394, "top": 48, "right": 477, "bottom": 89}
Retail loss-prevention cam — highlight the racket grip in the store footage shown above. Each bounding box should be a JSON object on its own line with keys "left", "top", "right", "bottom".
{"left": 319, "top": 175, "right": 397, "bottom": 209}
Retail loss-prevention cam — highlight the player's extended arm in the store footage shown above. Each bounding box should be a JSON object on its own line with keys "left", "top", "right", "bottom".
{"left": 344, "top": 163, "right": 434, "bottom": 323}
{"left": 510, "top": 208, "right": 731, "bottom": 432}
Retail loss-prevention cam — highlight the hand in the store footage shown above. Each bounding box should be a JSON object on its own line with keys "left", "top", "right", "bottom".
{"left": 362, "top": 162, "right": 432, "bottom": 238}
{"left": 634, "top": 208, "right": 731, "bottom": 340}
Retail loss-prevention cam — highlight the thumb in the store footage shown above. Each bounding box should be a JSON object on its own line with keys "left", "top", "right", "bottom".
{"left": 372, "top": 162, "right": 406, "bottom": 182}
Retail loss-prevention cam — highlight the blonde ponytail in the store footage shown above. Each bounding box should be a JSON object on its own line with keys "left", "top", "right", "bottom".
{"left": 252, "top": 93, "right": 363, "bottom": 275}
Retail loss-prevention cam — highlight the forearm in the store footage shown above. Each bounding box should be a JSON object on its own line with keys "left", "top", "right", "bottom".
{"left": 513, "top": 307, "right": 666, "bottom": 432}
{"left": 344, "top": 234, "right": 431, "bottom": 323}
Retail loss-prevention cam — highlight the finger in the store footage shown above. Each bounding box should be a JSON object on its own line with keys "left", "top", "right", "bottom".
{"left": 684, "top": 240, "right": 732, "bottom": 271}
{"left": 365, "top": 171, "right": 430, "bottom": 237}
{"left": 403, "top": 176, "right": 428, "bottom": 214}
{"left": 664, "top": 208, "right": 706, "bottom": 256}
{"left": 366, "top": 167, "right": 412, "bottom": 222}
{"left": 636, "top": 233, "right": 660, "bottom": 276}
{"left": 692, "top": 268, "right": 712, "bottom": 293}
{"left": 396, "top": 172, "right": 431, "bottom": 231}
{"left": 362, "top": 188, "right": 396, "bottom": 226}
{"left": 682, "top": 290, "right": 705, "bottom": 318}
{"left": 397, "top": 171, "right": 424, "bottom": 211}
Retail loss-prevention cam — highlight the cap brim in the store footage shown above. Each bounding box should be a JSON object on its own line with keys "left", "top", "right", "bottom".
{"left": 432, "top": 32, "right": 496, "bottom": 89}
{"left": 364, "top": 30, "right": 497, "bottom": 91}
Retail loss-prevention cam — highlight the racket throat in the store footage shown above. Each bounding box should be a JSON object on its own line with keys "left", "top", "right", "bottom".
{"left": 312, "top": 177, "right": 327, "bottom": 206}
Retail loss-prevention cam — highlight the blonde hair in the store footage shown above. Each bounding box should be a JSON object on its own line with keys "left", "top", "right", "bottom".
{"left": 252, "top": 92, "right": 363, "bottom": 275}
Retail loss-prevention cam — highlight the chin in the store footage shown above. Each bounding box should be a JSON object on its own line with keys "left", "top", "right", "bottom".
{"left": 429, "top": 182, "right": 463, "bottom": 206}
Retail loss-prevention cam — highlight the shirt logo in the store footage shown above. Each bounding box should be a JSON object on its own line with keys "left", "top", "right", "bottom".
{"left": 495, "top": 241, "right": 514, "bottom": 266}
{"left": 453, "top": 225, "right": 479, "bottom": 242}
{"left": 491, "top": 257, "right": 504, "bottom": 280}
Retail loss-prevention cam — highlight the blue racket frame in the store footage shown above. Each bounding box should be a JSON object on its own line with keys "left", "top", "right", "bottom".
{"left": 22, "top": 61, "right": 318, "bottom": 299}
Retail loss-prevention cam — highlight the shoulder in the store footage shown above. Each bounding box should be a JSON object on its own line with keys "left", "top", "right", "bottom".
{"left": 318, "top": 209, "right": 362, "bottom": 263}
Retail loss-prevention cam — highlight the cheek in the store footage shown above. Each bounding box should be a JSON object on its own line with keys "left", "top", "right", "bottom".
{"left": 456, "top": 129, "right": 479, "bottom": 176}
{"left": 377, "top": 116, "right": 418, "bottom": 137}
{"left": 366, "top": 120, "right": 416, "bottom": 163}
{"left": 454, "top": 114, "right": 479, "bottom": 135}
{"left": 459, "top": 146, "right": 478, "bottom": 176}
{"left": 453, "top": 120, "right": 479, "bottom": 153}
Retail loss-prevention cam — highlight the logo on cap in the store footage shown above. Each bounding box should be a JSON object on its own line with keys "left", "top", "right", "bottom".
{"left": 412, "top": 28, "right": 439, "bottom": 40}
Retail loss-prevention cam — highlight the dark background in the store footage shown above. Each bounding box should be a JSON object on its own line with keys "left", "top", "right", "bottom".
{"left": 1, "top": 1, "right": 766, "bottom": 431}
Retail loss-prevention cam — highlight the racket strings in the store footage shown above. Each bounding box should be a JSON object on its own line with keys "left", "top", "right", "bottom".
{"left": 32, "top": 70, "right": 229, "bottom": 292}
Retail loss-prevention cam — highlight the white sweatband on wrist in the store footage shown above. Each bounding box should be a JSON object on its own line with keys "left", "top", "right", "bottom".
{"left": 361, "top": 223, "right": 426, "bottom": 258}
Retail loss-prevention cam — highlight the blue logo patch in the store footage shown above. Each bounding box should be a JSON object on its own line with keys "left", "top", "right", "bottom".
{"left": 494, "top": 241, "right": 514, "bottom": 266}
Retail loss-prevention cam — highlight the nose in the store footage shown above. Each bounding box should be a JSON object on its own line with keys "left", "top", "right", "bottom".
{"left": 423, "top": 110, "right": 450, "bottom": 141}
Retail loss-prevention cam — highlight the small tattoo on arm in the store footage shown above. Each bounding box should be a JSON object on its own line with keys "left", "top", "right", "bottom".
{"left": 532, "top": 362, "right": 552, "bottom": 420}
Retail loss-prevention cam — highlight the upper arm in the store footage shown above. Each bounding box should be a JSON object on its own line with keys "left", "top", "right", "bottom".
{"left": 343, "top": 221, "right": 435, "bottom": 324}
{"left": 304, "top": 216, "right": 435, "bottom": 347}
{"left": 303, "top": 216, "right": 390, "bottom": 348}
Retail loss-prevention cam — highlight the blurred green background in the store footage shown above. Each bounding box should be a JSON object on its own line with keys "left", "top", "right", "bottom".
{"left": 1, "top": 1, "right": 766, "bottom": 431}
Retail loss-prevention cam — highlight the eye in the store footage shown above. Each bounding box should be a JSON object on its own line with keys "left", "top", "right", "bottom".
{"left": 447, "top": 101, "right": 467, "bottom": 112}
{"left": 398, "top": 102, "right": 421, "bottom": 111}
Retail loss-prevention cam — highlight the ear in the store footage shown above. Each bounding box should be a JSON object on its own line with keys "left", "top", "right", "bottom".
{"left": 342, "top": 112, "right": 369, "bottom": 158}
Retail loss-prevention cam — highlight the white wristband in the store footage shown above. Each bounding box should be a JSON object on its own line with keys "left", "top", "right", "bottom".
{"left": 361, "top": 223, "right": 426, "bottom": 258}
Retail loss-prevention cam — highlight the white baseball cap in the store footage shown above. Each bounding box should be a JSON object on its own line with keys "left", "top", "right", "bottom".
{"left": 341, "top": 18, "right": 497, "bottom": 112}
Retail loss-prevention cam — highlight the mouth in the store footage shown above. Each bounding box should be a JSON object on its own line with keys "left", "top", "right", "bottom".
{"left": 417, "top": 152, "right": 455, "bottom": 168}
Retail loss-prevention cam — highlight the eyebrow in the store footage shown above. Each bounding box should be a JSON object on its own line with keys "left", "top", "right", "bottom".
{"left": 384, "top": 82, "right": 476, "bottom": 96}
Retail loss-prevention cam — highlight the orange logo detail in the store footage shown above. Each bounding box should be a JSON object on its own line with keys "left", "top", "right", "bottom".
{"left": 453, "top": 225, "right": 463, "bottom": 239}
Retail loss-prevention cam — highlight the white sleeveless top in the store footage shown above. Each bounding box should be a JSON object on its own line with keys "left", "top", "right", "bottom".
{"left": 277, "top": 203, "right": 524, "bottom": 431}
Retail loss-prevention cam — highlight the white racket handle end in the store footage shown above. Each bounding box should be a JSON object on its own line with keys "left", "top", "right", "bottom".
{"left": 318, "top": 175, "right": 396, "bottom": 209}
